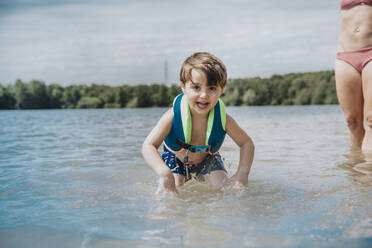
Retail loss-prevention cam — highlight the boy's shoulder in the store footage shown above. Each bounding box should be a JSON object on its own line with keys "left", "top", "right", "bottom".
{"left": 226, "top": 113, "right": 238, "bottom": 122}
{"left": 160, "top": 108, "right": 174, "bottom": 122}
{"left": 225, "top": 113, "right": 236, "bottom": 127}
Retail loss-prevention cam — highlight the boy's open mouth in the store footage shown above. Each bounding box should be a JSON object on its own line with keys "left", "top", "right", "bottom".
{"left": 196, "top": 102, "right": 209, "bottom": 109}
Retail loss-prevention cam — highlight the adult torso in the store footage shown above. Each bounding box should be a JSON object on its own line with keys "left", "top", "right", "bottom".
{"left": 338, "top": 3, "right": 372, "bottom": 51}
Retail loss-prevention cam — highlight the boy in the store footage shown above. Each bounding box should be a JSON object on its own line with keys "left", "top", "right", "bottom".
{"left": 142, "top": 52, "right": 254, "bottom": 194}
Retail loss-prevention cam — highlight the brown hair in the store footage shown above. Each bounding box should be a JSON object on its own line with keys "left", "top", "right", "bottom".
{"left": 180, "top": 52, "right": 227, "bottom": 88}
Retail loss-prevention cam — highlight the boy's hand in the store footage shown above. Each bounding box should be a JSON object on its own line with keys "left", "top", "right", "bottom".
{"left": 229, "top": 172, "right": 248, "bottom": 186}
{"left": 156, "top": 172, "right": 178, "bottom": 194}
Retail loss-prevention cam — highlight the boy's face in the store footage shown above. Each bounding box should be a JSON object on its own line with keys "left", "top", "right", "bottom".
{"left": 181, "top": 69, "right": 224, "bottom": 116}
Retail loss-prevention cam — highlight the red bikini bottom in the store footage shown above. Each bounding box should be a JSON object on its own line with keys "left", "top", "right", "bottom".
{"left": 336, "top": 46, "right": 372, "bottom": 73}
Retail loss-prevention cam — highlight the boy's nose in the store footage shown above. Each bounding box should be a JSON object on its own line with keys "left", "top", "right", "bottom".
{"left": 200, "top": 89, "right": 208, "bottom": 98}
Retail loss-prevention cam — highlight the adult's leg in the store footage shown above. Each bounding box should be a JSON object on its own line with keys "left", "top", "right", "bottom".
{"left": 335, "top": 60, "right": 364, "bottom": 147}
{"left": 361, "top": 61, "right": 372, "bottom": 151}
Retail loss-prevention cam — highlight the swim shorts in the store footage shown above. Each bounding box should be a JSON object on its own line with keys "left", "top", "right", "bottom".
{"left": 161, "top": 145, "right": 226, "bottom": 177}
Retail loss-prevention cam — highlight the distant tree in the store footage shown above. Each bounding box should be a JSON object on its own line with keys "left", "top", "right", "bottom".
{"left": 168, "top": 84, "right": 182, "bottom": 101}
{"left": 47, "top": 84, "right": 64, "bottom": 108}
{"left": 134, "top": 85, "right": 153, "bottom": 107}
{"left": 150, "top": 84, "right": 171, "bottom": 107}
{"left": 0, "top": 70, "right": 338, "bottom": 110}
{"left": 11, "top": 79, "right": 50, "bottom": 109}
{"left": 0, "top": 84, "right": 16, "bottom": 109}
{"left": 99, "top": 87, "right": 115, "bottom": 106}
{"left": 116, "top": 86, "right": 129, "bottom": 107}
{"left": 242, "top": 89, "right": 256, "bottom": 106}
{"left": 77, "top": 97, "right": 103, "bottom": 109}
{"left": 62, "top": 86, "right": 82, "bottom": 108}
{"left": 311, "top": 80, "right": 328, "bottom": 104}
{"left": 223, "top": 86, "right": 241, "bottom": 106}
{"left": 13, "top": 79, "right": 28, "bottom": 109}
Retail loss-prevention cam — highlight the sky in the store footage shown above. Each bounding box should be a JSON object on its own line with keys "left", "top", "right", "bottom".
{"left": 0, "top": 0, "right": 340, "bottom": 86}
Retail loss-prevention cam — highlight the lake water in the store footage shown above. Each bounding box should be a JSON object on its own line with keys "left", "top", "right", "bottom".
{"left": 0, "top": 106, "right": 371, "bottom": 248}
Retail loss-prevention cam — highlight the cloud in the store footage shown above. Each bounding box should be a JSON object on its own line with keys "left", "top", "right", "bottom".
{"left": 0, "top": 0, "right": 340, "bottom": 85}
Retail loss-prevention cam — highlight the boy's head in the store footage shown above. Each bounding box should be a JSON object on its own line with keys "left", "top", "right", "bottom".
{"left": 179, "top": 52, "right": 227, "bottom": 89}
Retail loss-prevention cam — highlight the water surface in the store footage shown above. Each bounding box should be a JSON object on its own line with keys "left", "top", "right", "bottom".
{"left": 0, "top": 106, "right": 371, "bottom": 247}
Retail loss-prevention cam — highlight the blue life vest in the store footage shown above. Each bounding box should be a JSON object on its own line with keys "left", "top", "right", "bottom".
{"left": 164, "top": 93, "right": 226, "bottom": 154}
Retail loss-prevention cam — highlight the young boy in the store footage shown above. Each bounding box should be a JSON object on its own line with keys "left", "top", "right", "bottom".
{"left": 142, "top": 52, "right": 254, "bottom": 194}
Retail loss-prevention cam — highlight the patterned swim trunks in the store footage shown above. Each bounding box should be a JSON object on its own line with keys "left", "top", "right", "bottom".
{"left": 161, "top": 145, "right": 226, "bottom": 177}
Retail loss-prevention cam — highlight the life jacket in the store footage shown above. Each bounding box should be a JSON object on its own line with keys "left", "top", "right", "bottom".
{"left": 164, "top": 93, "right": 226, "bottom": 154}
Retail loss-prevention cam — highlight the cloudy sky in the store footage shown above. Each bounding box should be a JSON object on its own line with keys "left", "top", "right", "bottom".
{"left": 0, "top": 0, "right": 340, "bottom": 86}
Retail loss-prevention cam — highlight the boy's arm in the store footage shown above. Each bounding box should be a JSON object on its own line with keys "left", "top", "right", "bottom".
{"left": 142, "top": 108, "right": 177, "bottom": 193}
{"left": 225, "top": 114, "right": 255, "bottom": 185}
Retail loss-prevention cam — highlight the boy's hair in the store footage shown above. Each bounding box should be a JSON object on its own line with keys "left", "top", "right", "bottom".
{"left": 180, "top": 52, "right": 227, "bottom": 88}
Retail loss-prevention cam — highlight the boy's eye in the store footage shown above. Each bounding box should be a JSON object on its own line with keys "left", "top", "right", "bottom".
{"left": 192, "top": 85, "right": 200, "bottom": 90}
{"left": 209, "top": 87, "right": 217, "bottom": 91}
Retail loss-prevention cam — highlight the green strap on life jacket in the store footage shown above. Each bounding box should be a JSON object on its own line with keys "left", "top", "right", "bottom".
{"left": 180, "top": 96, "right": 226, "bottom": 147}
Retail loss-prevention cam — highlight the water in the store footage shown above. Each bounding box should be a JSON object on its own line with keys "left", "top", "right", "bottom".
{"left": 0, "top": 106, "right": 371, "bottom": 248}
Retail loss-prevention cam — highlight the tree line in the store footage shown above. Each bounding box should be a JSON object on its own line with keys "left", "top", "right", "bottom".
{"left": 0, "top": 70, "right": 338, "bottom": 110}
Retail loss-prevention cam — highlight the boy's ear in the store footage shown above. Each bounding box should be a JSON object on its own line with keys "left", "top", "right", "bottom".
{"left": 219, "top": 86, "right": 226, "bottom": 97}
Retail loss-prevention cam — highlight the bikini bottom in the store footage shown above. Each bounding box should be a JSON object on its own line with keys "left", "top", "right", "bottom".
{"left": 336, "top": 46, "right": 372, "bottom": 73}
